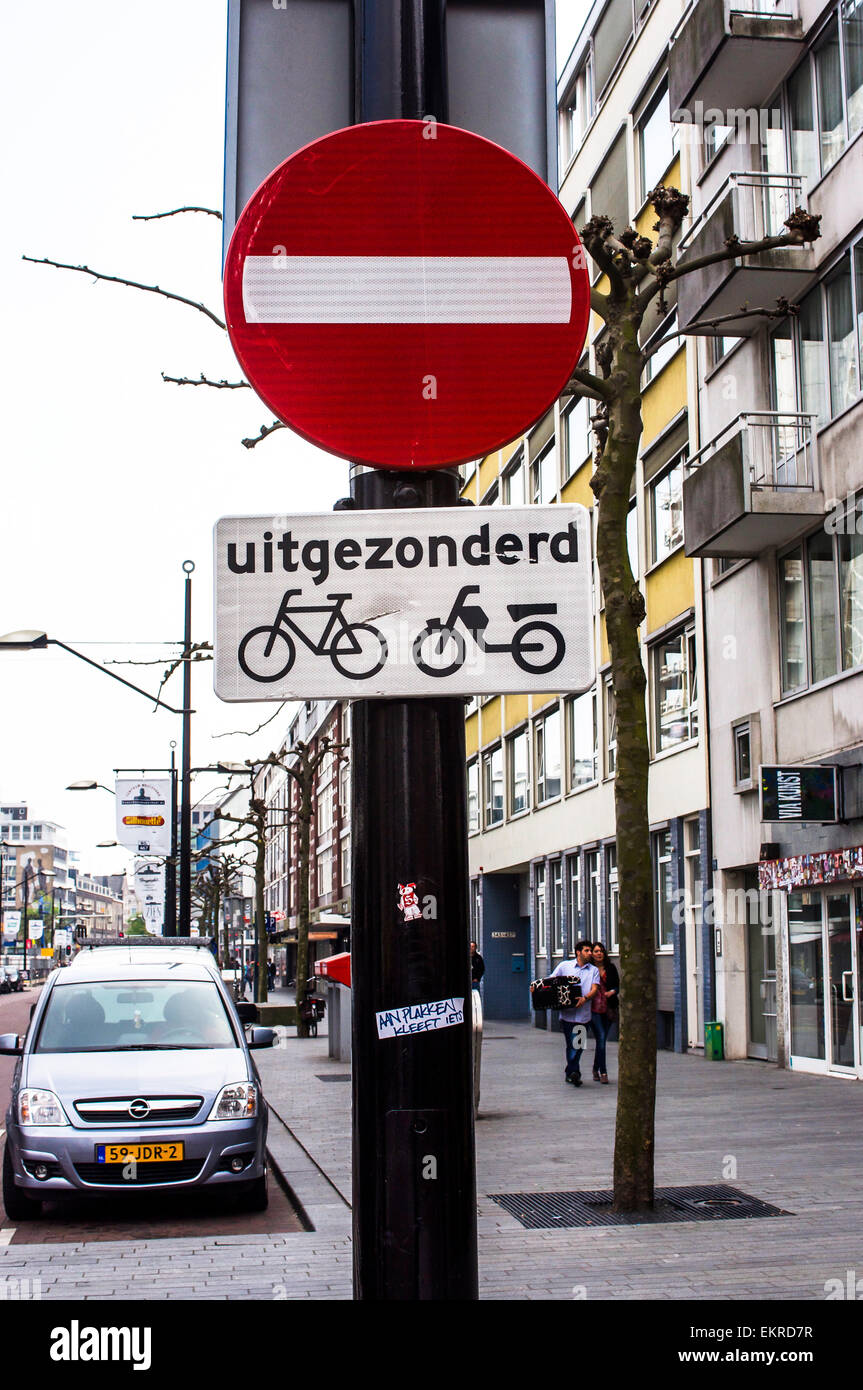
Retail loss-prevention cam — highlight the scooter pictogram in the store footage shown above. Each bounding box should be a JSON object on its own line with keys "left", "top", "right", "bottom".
{"left": 412, "top": 585, "right": 564, "bottom": 676}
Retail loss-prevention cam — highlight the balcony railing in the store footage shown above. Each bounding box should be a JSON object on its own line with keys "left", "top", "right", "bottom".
{"left": 682, "top": 411, "right": 824, "bottom": 557}
{"left": 686, "top": 411, "right": 818, "bottom": 488}
{"left": 679, "top": 171, "right": 805, "bottom": 255}
{"left": 669, "top": 0, "right": 799, "bottom": 48}
{"left": 668, "top": 0, "right": 804, "bottom": 114}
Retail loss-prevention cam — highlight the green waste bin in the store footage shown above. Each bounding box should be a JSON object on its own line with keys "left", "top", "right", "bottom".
{"left": 704, "top": 1021, "right": 724, "bottom": 1060}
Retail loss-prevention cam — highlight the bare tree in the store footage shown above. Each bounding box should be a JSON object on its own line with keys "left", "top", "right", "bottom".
{"left": 568, "top": 186, "right": 820, "bottom": 1211}
{"left": 203, "top": 737, "right": 346, "bottom": 1034}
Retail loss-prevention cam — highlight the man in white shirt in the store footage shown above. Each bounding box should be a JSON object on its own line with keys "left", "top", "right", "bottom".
{"left": 550, "top": 940, "right": 600, "bottom": 1087}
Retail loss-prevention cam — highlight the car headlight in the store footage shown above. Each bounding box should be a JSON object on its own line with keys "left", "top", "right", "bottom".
{"left": 18, "top": 1089, "right": 68, "bottom": 1127}
{"left": 208, "top": 1082, "right": 258, "bottom": 1121}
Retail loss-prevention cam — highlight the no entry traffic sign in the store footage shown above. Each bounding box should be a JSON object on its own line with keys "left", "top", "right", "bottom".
{"left": 224, "top": 120, "right": 590, "bottom": 470}
{"left": 213, "top": 506, "right": 593, "bottom": 700}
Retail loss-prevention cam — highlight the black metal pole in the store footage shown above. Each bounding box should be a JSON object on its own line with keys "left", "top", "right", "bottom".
{"left": 179, "top": 561, "right": 194, "bottom": 934}
{"left": 350, "top": 0, "right": 478, "bottom": 1302}
{"left": 165, "top": 745, "right": 178, "bottom": 937}
{"left": 21, "top": 868, "right": 29, "bottom": 975}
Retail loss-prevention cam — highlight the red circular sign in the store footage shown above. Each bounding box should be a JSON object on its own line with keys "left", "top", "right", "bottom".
{"left": 224, "top": 120, "right": 590, "bottom": 471}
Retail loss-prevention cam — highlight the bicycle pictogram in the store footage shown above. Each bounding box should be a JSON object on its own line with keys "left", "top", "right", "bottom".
{"left": 237, "top": 589, "right": 388, "bottom": 682}
{"left": 412, "top": 585, "right": 564, "bottom": 676}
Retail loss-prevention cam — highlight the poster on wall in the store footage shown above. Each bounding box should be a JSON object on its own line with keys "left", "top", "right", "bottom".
{"left": 116, "top": 780, "right": 172, "bottom": 855}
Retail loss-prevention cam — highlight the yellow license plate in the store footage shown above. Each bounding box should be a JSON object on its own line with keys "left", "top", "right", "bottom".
{"left": 96, "top": 1142, "right": 185, "bottom": 1163}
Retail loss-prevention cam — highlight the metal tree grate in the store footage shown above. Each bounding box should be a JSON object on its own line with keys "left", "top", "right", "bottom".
{"left": 315, "top": 1074, "right": 351, "bottom": 1083}
{"left": 487, "top": 1185, "right": 791, "bottom": 1229}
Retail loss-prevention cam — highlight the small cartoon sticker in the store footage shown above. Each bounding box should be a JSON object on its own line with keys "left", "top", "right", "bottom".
{"left": 397, "top": 882, "right": 422, "bottom": 921}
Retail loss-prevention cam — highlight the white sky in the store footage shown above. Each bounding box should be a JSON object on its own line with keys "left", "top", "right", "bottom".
{"left": 0, "top": 1, "right": 584, "bottom": 878}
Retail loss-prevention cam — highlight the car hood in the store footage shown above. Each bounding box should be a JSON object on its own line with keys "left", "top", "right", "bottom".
{"left": 24, "top": 1048, "right": 250, "bottom": 1116}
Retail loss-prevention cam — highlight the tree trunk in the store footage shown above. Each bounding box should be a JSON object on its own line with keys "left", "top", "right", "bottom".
{"left": 295, "top": 785, "right": 312, "bottom": 1039}
{"left": 593, "top": 320, "right": 657, "bottom": 1211}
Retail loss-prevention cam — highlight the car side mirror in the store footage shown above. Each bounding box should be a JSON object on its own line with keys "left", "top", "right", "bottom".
{"left": 0, "top": 1033, "right": 22, "bottom": 1055}
{"left": 247, "top": 1026, "right": 277, "bottom": 1049}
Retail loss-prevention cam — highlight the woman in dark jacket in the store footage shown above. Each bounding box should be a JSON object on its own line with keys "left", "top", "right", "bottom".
{"left": 590, "top": 941, "right": 620, "bottom": 1083}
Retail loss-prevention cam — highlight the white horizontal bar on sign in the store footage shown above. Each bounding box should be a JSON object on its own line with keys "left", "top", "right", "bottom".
{"left": 241, "top": 256, "right": 573, "bottom": 324}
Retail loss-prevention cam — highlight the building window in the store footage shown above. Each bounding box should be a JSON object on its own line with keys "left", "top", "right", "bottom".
{"left": 653, "top": 829, "right": 675, "bottom": 950}
{"left": 567, "top": 855, "right": 581, "bottom": 945}
{"left": 627, "top": 501, "right": 640, "bottom": 582}
{"left": 563, "top": 375, "right": 592, "bottom": 479}
{"left": 585, "top": 850, "right": 600, "bottom": 939}
{"left": 317, "top": 847, "right": 333, "bottom": 898}
{"left": 562, "top": 56, "right": 595, "bottom": 164}
{"left": 642, "top": 310, "right": 681, "bottom": 386}
{"left": 653, "top": 624, "right": 698, "bottom": 751}
{"left": 638, "top": 76, "right": 674, "bottom": 201}
{"left": 606, "top": 844, "right": 619, "bottom": 953}
{"left": 530, "top": 439, "right": 557, "bottom": 505}
{"left": 552, "top": 860, "right": 564, "bottom": 954}
{"left": 733, "top": 722, "right": 752, "bottom": 785}
{"left": 604, "top": 676, "right": 617, "bottom": 775}
{"left": 508, "top": 728, "right": 530, "bottom": 816}
{"left": 567, "top": 687, "right": 598, "bottom": 789}
{"left": 779, "top": 505, "right": 863, "bottom": 691}
{"left": 534, "top": 707, "right": 562, "bottom": 803}
{"left": 502, "top": 448, "right": 525, "bottom": 506}
{"left": 535, "top": 862, "right": 547, "bottom": 955}
{"left": 483, "top": 746, "right": 504, "bottom": 827}
{"left": 467, "top": 759, "right": 479, "bottom": 833}
{"left": 340, "top": 834, "right": 351, "bottom": 888}
{"left": 649, "top": 451, "right": 686, "bottom": 565}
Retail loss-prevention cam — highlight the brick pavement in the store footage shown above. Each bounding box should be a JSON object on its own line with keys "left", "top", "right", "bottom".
{"left": 2, "top": 1010, "right": 862, "bottom": 1300}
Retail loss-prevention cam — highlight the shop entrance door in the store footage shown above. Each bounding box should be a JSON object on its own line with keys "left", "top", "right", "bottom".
{"left": 826, "top": 891, "right": 858, "bottom": 1074}
{"left": 746, "top": 876, "right": 777, "bottom": 1061}
{"left": 788, "top": 888, "right": 862, "bottom": 1076}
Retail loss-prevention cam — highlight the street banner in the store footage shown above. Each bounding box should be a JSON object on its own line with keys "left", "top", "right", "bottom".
{"left": 214, "top": 505, "right": 594, "bottom": 701}
{"left": 2, "top": 910, "right": 21, "bottom": 942}
{"left": 133, "top": 858, "right": 166, "bottom": 936}
{"left": 116, "top": 779, "right": 172, "bottom": 855}
{"left": 53, "top": 928, "right": 69, "bottom": 950}
{"left": 29, "top": 918, "right": 44, "bottom": 942}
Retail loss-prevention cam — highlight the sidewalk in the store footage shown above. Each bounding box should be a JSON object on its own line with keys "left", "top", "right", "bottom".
{"left": 3, "top": 1011, "right": 862, "bottom": 1299}
{"left": 258, "top": 1014, "right": 863, "bottom": 1300}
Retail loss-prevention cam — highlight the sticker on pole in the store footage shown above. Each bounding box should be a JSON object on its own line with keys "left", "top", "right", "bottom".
{"left": 376, "top": 998, "right": 465, "bottom": 1039}
{"left": 213, "top": 505, "right": 594, "bottom": 701}
{"left": 223, "top": 120, "right": 590, "bottom": 470}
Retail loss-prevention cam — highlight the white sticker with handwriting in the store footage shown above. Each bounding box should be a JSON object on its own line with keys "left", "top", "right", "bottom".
{"left": 375, "top": 997, "right": 464, "bottom": 1039}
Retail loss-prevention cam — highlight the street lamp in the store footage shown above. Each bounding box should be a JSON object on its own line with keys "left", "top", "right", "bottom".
{"left": 0, "top": 631, "right": 190, "bottom": 716}
{"left": 66, "top": 780, "right": 115, "bottom": 794}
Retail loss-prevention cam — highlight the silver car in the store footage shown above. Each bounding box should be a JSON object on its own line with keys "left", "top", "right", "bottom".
{"left": 1, "top": 949, "right": 276, "bottom": 1221}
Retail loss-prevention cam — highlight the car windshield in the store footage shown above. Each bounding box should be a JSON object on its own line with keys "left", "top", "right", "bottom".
{"left": 35, "top": 980, "right": 238, "bottom": 1052}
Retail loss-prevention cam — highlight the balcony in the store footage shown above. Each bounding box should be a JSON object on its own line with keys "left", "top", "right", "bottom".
{"left": 676, "top": 172, "right": 815, "bottom": 335}
{"left": 669, "top": 0, "right": 804, "bottom": 116}
{"left": 682, "top": 412, "right": 825, "bottom": 558}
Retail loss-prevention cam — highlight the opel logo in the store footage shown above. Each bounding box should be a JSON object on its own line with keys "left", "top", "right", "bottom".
{"left": 128, "top": 1098, "right": 150, "bottom": 1119}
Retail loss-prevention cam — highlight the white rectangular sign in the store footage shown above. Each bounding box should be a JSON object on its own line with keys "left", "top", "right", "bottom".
{"left": 115, "top": 779, "right": 172, "bottom": 856}
{"left": 214, "top": 506, "right": 593, "bottom": 701}
{"left": 376, "top": 997, "right": 465, "bottom": 1039}
{"left": 2, "top": 911, "right": 21, "bottom": 943}
{"left": 133, "top": 858, "right": 166, "bottom": 936}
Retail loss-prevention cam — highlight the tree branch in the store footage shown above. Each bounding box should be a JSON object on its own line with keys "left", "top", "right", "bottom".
{"left": 22, "top": 256, "right": 227, "bottom": 331}
{"left": 132, "top": 207, "right": 222, "bottom": 221}
{"left": 666, "top": 222, "right": 820, "bottom": 286}
{"left": 561, "top": 366, "right": 613, "bottom": 402}
{"left": 241, "top": 420, "right": 286, "bottom": 449}
{"left": 214, "top": 702, "right": 289, "bottom": 740}
{"left": 162, "top": 372, "right": 250, "bottom": 389}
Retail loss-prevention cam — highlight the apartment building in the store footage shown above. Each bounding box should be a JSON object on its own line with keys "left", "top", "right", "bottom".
{"left": 72, "top": 871, "right": 125, "bottom": 939}
{"left": 674, "top": 0, "right": 863, "bottom": 1076}
{"left": 462, "top": 0, "right": 712, "bottom": 1045}
{"left": 258, "top": 699, "right": 351, "bottom": 978}
{"left": 0, "top": 807, "right": 77, "bottom": 944}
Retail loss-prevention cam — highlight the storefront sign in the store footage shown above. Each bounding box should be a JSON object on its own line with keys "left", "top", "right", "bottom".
{"left": 759, "top": 844, "right": 863, "bottom": 891}
{"left": 760, "top": 765, "right": 840, "bottom": 823}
